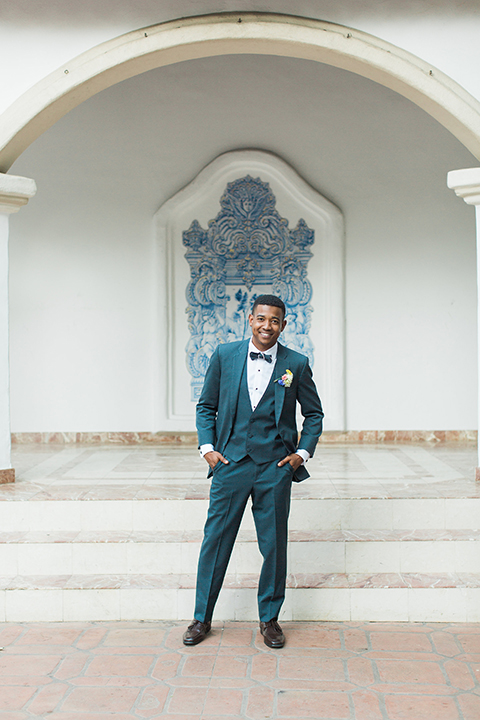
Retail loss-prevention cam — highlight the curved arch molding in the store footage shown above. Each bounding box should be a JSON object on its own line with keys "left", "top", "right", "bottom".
{"left": 154, "top": 150, "right": 345, "bottom": 431}
{"left": 2, "top": 12, "right": 480, "bottom": 171}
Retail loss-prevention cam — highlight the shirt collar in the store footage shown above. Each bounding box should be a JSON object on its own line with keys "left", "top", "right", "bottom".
{"left": 248, "top": 338, "right": 278, "bottom": 362}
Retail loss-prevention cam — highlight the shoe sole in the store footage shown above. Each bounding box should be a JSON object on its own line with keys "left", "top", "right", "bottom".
{"left": 263, "top": 638, "right": 284, "bottom": 648}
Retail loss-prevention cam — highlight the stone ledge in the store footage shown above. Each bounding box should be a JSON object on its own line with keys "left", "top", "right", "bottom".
{"left": 319, "top": 430, "right": 477, "bottom": 445}
{"left": 11, "top": 431, "right": 199, "bottom": 445}
{"left": 0, "top": 468, "right": 14, "bottom": 484}
{"left": 1, "top": 528, "right": 480, "bottom": 543}
{"left": 10, "top": 430, "right": 477, "bottom": 445}
{"left": 2, "top": 572, "right": 480, "bottom": 591}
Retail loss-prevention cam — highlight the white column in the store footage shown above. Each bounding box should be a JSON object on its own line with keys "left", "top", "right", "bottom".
{"left": 0, "top": 173, "right": 36, "bottom": 483}
{"left": 448, "top": 167, "right": 480, "bottom": 480}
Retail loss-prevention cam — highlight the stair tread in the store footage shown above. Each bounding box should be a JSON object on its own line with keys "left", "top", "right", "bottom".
{"left": 2, "top": 572, "right": 480, "bottom": 590}
{"left": 1, "top": 528, "right": 480, "bottom": 543}
{"left": 2, "top": 483, "right": 480, "bottom": 502}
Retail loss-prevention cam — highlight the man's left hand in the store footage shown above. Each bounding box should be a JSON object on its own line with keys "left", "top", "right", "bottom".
{"left": 277, "top": 453, "right": 303, "bottom": 471}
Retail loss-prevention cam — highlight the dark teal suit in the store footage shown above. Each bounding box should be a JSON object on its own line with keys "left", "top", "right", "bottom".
{"left": 195, "top": 339, "right": 324, "bottom": 621}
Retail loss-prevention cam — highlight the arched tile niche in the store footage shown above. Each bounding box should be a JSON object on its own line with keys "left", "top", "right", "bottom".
{"left": 154, "top": 150, "right": 345, "bottom": 431}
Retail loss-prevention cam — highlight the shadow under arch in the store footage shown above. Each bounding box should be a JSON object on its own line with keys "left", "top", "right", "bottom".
{"left": 1, "top": 12, "right": 480, "bottom": 172}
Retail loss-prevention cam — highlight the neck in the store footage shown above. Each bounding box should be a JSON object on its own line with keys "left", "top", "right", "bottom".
{"left": 251, "top": 339, "right": 277, "bottom": 352}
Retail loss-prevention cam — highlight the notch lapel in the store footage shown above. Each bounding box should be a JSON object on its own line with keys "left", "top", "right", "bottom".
{"left": 228, "top": 340, "right": 249, "bottom": 423}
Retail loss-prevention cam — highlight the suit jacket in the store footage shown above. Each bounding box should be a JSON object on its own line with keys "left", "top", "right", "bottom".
{"left": 196, "top": 339, "right": 324, "bottom": 482}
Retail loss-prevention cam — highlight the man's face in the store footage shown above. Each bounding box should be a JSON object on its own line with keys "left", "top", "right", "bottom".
{"left": 249, "top": 304, "right": 286, "bottom": 351}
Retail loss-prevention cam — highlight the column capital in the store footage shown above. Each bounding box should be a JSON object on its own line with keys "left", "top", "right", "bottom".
{"left": 0, "top": 172, "right": 36, "bottom": 214}
{"left": 447, "top": 167, "right": 480, "bottom": 206}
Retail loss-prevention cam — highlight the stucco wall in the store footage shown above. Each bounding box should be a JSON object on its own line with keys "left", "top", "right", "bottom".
{"left": 1, "top": 1, "right": 480, "bottom": 114}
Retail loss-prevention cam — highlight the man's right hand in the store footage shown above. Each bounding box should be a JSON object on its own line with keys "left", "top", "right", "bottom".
{"left": 203, "top": 451, "right": 229, "bottom": 470}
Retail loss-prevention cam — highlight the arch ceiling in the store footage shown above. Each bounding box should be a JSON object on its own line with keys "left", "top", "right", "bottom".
{"left": 1, "top": 12, "right": 480, "bottom": 172}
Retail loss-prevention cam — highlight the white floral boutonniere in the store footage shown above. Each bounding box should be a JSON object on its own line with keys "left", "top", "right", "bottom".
{"left": 275, "top": 369, "right": 293, "bottom": 387}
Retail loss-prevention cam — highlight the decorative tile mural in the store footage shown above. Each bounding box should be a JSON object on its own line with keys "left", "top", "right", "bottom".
{"left": 183, "top": 175, "right": 315, "bottom": 400}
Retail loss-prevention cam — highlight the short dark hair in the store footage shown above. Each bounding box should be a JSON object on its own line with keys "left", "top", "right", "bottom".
{"left": 251, "top": 294, "right": 286, "bottom": 318}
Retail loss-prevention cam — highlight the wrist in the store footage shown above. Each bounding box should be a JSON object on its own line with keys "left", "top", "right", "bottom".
{"left": 199, "top": 443, "right": 215, "bottom": 458}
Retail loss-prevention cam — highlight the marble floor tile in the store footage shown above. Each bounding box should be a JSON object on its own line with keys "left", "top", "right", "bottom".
{"left": 4, "top": 444, "right": 479, "bottom": 503}
{"left": 16, "top": 447, "right": 89, "bottom": 483}
{"left": 63, "top": 450, "right": 133, "bottom": 479}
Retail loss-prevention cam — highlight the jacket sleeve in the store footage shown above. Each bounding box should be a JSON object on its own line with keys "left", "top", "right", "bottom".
{"left": 195, "top": 346, "right": 221, "bottom": 447}
{"left": 296, "top": 358, "right": 324, "bottom": 457}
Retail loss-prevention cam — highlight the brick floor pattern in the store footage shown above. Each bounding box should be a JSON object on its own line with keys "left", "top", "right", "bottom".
{"left": 0, "top": 620, "right": 479, "bottom": 719}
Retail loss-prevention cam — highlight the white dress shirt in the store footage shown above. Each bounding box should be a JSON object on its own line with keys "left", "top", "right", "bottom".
{"left": 200, "top": 340, "right": 310, "bottom": 464}
{"left": 247, "top": 338, "right": 277, "bottom": 411}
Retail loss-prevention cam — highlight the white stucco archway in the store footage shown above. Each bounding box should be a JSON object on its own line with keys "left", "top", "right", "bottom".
{"left": 2, "top": 12, "right": 480, "bottom": 478}
{"left": 1, "top": 12, "right": 480, "bottom": 172}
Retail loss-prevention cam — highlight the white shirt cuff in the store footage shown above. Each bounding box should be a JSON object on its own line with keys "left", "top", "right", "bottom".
{"left": 296, "top": 449, "right": 310, "bottom": 465}
{"left": 200, "top": 444, "right": 215, "bottom": 457}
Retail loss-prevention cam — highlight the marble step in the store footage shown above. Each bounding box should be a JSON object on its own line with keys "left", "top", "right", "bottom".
{"left": 0, "top": 529, "right": 479, "bottom": 576}
{"left": 4, "top": 445, "right": 478, "bottom": 621}
{"left": 1, "top": 573, "right": 479, "bottom": 623}
{"left": 0, "top": 497, "right": 478, "bottom": 532}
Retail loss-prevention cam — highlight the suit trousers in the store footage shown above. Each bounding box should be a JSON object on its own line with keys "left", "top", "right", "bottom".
{"left": 194, "top": 455, "right": 294, "bottom": 623}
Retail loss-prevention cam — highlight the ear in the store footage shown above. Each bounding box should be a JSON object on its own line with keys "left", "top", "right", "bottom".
{"left": 248, "top": 313, "right": 254, "bottom": 327}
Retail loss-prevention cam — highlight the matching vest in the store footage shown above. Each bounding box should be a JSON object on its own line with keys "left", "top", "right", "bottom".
{"left": 223, "top": 359, "right": 286, "bottom": 464}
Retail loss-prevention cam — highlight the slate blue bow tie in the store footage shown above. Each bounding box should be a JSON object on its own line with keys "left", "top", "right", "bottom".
{"left": 250, "top": 351, "right": 272, "bottom": 363}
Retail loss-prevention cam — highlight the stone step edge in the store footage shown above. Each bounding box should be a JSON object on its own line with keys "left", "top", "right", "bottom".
{"left": 2, "top": 572, "right": 480, "bottom": 591}
{"left": 1, "top": 529, "right": 480, "bottom": 543}
{"left": 3, "top": 490, "right": 480, "bottom": 503}
{"left": 3, "top": 488, "right": 480, "bottom": 501}
{"left": 11, "top": 430, "right": 478, "bottom": 445}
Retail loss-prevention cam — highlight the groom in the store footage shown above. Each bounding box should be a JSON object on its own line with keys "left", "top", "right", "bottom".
{"left": 183, "top": 295, "right": 324, "bottom": 648}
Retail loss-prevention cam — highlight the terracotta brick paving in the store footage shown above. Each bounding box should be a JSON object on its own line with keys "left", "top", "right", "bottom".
{"left": 0, "top": 621, "right": 479, "bottom": 718}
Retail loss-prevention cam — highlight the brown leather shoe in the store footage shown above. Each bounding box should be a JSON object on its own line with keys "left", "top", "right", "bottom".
{"left": 259, "top": 619, "right": 285, "bottom": 648}
{"left": 183, "top": 619, "right": 211, "bottom": 646}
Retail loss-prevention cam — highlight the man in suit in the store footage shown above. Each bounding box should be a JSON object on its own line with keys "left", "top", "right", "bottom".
{"left": 183, "top": 294, "right": 324, "bottom": 648}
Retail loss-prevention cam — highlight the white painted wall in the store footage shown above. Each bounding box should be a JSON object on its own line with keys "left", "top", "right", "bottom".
{"left": 8, "top": 198, "right": 154, "bottom": 433}
{"left": 8, "top": 54, "right": 477, "bottom": 431}
{"left": 0, "top": 215, "right": 11, "bottom": 465}
{"left": 0, "top": 174, "right": 36, "bottom": 467}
